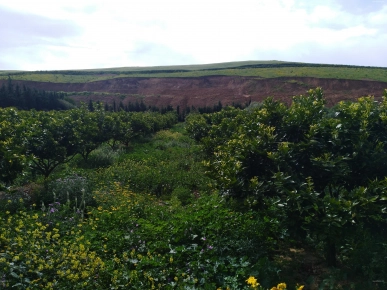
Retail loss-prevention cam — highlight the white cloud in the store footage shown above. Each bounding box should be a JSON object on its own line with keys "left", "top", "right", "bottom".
{"left": 0, "top": 0, "right": 386, "bottom": 70}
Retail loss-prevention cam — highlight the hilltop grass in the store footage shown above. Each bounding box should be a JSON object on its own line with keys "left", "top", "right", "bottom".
{"left": 1, "top": 61, "right": 387, "bottom": 83}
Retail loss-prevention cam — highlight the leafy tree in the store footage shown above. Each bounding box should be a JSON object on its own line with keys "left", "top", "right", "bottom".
{"left": 25, "top": 111, "right": 78, "bottom": 178}
{"left": 0, "top": 108, "right": 27, "bottom": 185}
{"left": 110, "top": 111, "right": 134, "bottom": 147}
{"left": 66, "top": 104, "right": 114, "bottom": 161}
{"left": 190, "top": 88, "right": 387, "bottom": 266}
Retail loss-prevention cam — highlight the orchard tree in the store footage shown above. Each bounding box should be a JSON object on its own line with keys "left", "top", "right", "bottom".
{"left": 0, "top": 108, "right": 27, "bottom": 185}
{"left": 25, "top": 111, "right": 78, "bottom": 178}
{"left": 111, "top": 111, "right": 134, "bottom": 147}
{"left": 68, "top": 106, "right": 103, "bottom": 160}
{"left": 189, "top": 88, "right": 387, "bottom": 266}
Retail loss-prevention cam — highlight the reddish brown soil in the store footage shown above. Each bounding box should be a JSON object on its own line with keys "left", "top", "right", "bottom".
{"left": 4, "top": 76, "right": 387, "bottom": 109}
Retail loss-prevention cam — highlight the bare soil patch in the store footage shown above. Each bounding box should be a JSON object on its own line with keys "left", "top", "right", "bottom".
{"left": 2, "top": 76, "right": 386, "bottom": 109}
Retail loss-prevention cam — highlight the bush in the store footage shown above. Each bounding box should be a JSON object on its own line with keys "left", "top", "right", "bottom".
{"left": 171, "top": 186, "right": 194, "bottom": 205}
{"left": 45, "top": 174, "right": 95, "bottom": 208}
{"left": 80, "top": 145, "right": 123, "bottom": 169}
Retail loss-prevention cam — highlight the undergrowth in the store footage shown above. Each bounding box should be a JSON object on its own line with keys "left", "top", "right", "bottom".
{"left": 1, "top": 123, "right": 385, "bottom": 289}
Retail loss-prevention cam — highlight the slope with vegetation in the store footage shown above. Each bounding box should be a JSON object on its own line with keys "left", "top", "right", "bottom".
{"left": 1, "top": 61, "right": 387, "bottom": 112}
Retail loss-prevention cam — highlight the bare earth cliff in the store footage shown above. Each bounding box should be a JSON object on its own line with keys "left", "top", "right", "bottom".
{"left": 3, "top": 76, "right": 387, "bottom": 108}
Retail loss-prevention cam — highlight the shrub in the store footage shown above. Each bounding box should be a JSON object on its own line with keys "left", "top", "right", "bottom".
{"left": 81, "top": 145, "right": 123, "bottom": 169}
{"left": 45, "top": 174, "right": 95, "bottom": 208}
{"left": 171, "top": 186, "right": 194, "bottom": 205}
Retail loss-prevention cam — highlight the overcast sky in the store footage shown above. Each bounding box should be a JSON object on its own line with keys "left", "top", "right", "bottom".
{"left": 0, "top": 0, "right": 386, "bottom": 70}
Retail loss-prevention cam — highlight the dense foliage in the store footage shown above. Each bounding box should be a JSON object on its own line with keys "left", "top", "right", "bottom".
{"left": 2, "top": 88, "right": 387, "bottom": 289}
{"left": 1, "top": 122, "right": 295, "bottom": 289}
{"left": 0, "top": 106, "right": 177, "bottom": 184}
{"left": 186, "top": 88, "right": 387, "bottom": 270}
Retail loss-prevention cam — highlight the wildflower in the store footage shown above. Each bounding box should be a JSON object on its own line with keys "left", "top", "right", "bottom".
{"left": 277, "top": 283, "right": 286, "bottom": 290}
{"left": 297, "top": 286, "right": 304, "bottom": 290}
{"left": 246, "top": 276, "right": 259, "bottom": 288}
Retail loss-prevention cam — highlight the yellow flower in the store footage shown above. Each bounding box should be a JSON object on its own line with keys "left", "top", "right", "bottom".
{"left": 277, "top": 283, "right": 286, "bottom": 290}
{"left": 297, "top": 286, "right": 304, "bottom": 290}
{"left": 246, "top": 276, "right": 259, "bottom": 288}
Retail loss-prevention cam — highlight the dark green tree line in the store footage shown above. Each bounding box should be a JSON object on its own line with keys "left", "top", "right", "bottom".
{"left": 0, "top": 77, "right": 71, "bottom": 110}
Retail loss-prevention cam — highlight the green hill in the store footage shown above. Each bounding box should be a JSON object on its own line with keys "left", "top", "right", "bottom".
{"left": 1, "top": 60, "right": 387, "bottom": 83}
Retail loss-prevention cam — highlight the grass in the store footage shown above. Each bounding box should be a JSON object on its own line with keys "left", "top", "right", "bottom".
{"left": 1, "top": 61, "right": 387, "bottom": 83}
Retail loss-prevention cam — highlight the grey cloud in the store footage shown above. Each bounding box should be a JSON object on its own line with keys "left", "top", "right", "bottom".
{"left": 295, "top": 0, "right": 386, "bottom": 15}
{"left": 309, "top": 21, "right": 350, "bottom": 30}
{"left": 0, "top": 7, "right": 80, "bottom": 48}
{"left": 334, "top": 0, "right": 387, "bottom": 14}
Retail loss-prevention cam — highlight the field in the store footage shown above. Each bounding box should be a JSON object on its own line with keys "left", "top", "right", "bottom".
{"left": 1, "top": 61, "right": 387, "bottom": 83}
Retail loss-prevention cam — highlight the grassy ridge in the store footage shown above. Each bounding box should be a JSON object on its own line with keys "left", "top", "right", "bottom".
{"left": 1, "top": 61, "right": 387, "bottom": 83}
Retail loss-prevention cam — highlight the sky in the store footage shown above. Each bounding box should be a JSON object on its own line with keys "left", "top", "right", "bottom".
{"left": 0, "top": 0, "right": 386, "bottom": 71}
